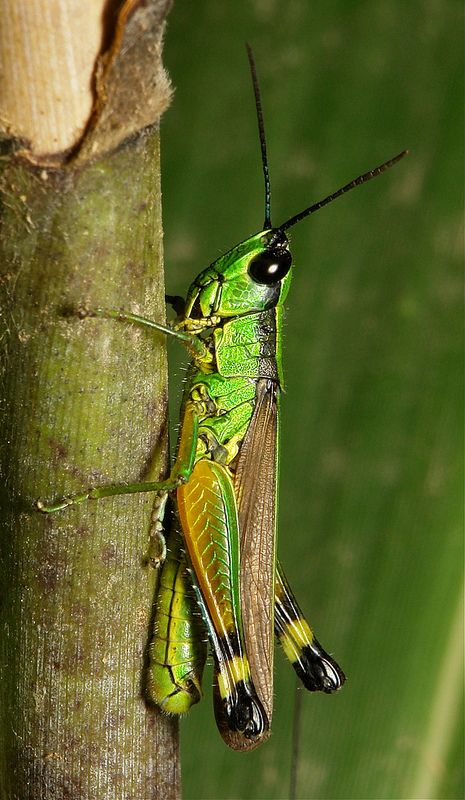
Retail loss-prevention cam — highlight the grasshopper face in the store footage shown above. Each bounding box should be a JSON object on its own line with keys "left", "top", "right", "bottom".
{"left": 183, "top": 229, "right": 293, "bottom": 323}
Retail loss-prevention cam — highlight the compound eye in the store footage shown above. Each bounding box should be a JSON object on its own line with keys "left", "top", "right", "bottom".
{"left": 248, "top": 249, "right": 292, "bottom": 285}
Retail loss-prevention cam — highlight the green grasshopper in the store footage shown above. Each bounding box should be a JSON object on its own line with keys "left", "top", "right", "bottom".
{"left": 38, "top": 46, "right": 407, "bottom": 750}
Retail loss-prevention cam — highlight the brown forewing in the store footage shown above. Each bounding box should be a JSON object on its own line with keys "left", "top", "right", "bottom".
{"left": 234, "top": 378, "right": 279, "bottom": 725}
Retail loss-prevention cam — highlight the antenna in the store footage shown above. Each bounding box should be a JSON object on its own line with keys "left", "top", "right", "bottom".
{"left": 279, "top": 150, "right": 409, "bottom": 232}
{"left": 246, "top": 44, "right": 272, "bottom": 230}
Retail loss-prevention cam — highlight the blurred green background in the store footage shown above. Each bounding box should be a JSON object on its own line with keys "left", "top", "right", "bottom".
{"left": 160, "top": 3, "right": 463, "bottom": 799}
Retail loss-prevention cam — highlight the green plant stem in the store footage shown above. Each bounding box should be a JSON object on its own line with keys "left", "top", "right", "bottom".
{"left": 0, "top": 129, "right": 179, "bottom": 799}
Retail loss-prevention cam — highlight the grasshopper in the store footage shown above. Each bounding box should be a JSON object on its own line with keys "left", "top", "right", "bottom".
{"left": 38, "top": 46, "right": 407, "bottom": 750}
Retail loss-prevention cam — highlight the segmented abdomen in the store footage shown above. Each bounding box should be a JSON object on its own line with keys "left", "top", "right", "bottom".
{"left": 148, "top": 527, "right": 207, "bottom": 714}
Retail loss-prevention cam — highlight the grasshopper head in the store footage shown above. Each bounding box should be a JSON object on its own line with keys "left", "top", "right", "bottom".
{"left": 184, "top": 228, "right": 292, "bottom": 322}
{"left": 181, "top": 46, "right": 407, "bottom": 329}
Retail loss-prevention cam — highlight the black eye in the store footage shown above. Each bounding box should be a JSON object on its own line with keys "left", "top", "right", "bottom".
{"left": 248, "top": 249, "right": 292, "bottom": 285}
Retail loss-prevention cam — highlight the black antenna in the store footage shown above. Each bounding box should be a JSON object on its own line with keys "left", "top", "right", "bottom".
{"left": 279, "top": 150, "right": 409, "bottom": 232}
{"left": 246, "top": 44, "right": 272, "bottom": 230}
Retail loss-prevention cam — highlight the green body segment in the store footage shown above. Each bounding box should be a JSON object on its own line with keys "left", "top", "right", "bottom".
{"left": 147, "top": 521, "right": 207, "bottom": 715}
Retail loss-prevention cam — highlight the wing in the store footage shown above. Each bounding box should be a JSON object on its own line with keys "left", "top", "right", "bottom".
{"left": 233, "top": 378, "right": 279, "bottom": 727}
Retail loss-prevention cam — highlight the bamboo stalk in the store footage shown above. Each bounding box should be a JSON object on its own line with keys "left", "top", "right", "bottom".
{"left": 0, "top": 1, "right": 178, "bottom": 797}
